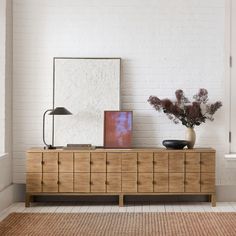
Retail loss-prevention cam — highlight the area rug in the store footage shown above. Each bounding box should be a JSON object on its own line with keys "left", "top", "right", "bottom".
{"left": 1, "top": 212, "right": 236, "bottom": 236}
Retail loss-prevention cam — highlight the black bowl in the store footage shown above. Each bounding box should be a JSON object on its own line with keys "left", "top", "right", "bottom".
{"left": 162, "top": 140, "right": 188, "bottom": 149}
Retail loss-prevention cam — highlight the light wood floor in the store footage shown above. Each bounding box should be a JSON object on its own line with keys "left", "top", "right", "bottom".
{"left": 1, "top": 202, "right": 236, "bottom": 222}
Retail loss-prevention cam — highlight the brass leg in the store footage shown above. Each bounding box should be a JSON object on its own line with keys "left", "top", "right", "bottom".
{"left": 211, "top": 194, "right": 216, "bottom": 207}
{"left": 208, "top": 195, "right": 211, "bottom": 202}
{"left": 119, "top": 194, "right": 124, "bottom": 207}
{"left": 25, "top": 193, "right": 31, "bottom": 207}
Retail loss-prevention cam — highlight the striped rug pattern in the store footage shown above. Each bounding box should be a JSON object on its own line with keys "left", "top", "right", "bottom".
{"left": 0, "top": 212, "right": 236, "bottom": 235}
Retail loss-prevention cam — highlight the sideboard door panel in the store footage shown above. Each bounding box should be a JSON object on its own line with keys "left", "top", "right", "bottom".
{"left": 91, "top": 153, "right": 106, "bottom": 172}
{"left": 91, "top": 173, "right": 106, "bottom": 192}
{"left": 169, "top": 153, "right": 185, "bottom": 172}
{"left": 43, "top": 153, "right": 58, "bottom": 173}
{"left": 74, "top": 153, "right": 90, "bottom": 172}
{"left": 43, "top": 173, "right": 58, "bottom": 192}
{"left": 185, "top": 153, "right": 200, "bottom": 173}
{"left": 185, "top": 173, "right": 200, "bottom": 192}
{"left": 59, "top": 153, "right": 73, "bottom": 172}
{"left": 107, "top": 153, "right": 121, "bottom": 172}
{"left": 59, "top": 173, "right": 73, "bottom": 192}
{"left": 26, "top": 149, "right": 216, "bottom": 207}
{"left": 169, "top": 173, "right": 184, "bottom": 192}
{"left": 154, "top": 153, "right": 168, "bottom": 172}
{"left": 122, "top": 153, "right": 137, "bottom": 172}
{"left": 154, "top": 173, "right": 168, "bottom": 192}
{"left": 122, "top": 173, "right": 137, "bottom": 192}
{"left": 138, "top": 173, "right": 153, "bottom": 192}
{"left": 201, "top": 173, "right": 215, "bottom": 192}
{"left": 27, "top": 153, "right": 42, "bottom": 172}
{"left": 107, "top": 173, "right": 121, "bottom": 192}
{"left": 138, "top": 153, "right": 153, "bottom": 172}
{"left": 74, "top": 173, "right": 90, "bottom": 192}
{"left": 26, "top": 173, "right": 42, "bottom": 192}
{"left": 201, "top": 153, "right": 215, "bottom": 173}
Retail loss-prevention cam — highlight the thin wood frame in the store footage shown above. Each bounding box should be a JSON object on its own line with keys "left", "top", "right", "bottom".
{"left": 103, "top": 110, "right": 133, "bottom": 148}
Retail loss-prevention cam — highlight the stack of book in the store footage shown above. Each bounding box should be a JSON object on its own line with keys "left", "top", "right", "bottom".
{"left": 63, "top": 144, "right": 96, "bottom": 150}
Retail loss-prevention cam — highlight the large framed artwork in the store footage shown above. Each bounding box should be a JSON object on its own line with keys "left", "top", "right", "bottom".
{"left": 104, "top": 111, "right": 132, "bottom": 148}
{"left": 53, "top": 57, "right": 121, "bottom": 147}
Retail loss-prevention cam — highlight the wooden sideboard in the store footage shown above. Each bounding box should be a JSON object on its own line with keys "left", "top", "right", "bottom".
{"left": 26, "top": 148, "right": 216, "bottom": 207}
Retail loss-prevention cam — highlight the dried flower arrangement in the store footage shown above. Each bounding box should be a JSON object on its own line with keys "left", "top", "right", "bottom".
{"left": 148, "top": 89, "right": 222, "bottom": 128}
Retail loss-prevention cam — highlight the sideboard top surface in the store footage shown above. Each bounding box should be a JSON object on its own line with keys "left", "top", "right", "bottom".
{"left": 27, "top": 147, "right": 216, "bottom": 153}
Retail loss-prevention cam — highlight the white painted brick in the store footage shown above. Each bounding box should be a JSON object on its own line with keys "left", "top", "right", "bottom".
{"left": 12, "top": 0, "right": 226, "bottom": 185}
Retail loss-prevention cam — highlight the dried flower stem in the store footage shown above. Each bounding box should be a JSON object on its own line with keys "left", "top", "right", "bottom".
{"left": 148, "top": 89, "right": 222, "bottom": 128}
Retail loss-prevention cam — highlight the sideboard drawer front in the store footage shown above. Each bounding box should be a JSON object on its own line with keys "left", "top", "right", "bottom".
{"left": 26, "top": 173, "right": 42, "bottom": 192}
{"left": 42, "top": 173, "right": 58, "bottom": 192}
{"left": 107, "top": 153, "right": 121, "bottom": 173}
{"left": 122, "top": 153, "right": 137, "bottom": 172}
{"left": 74, "top": 153, "right": 90, "bottom": 172}
{"left": 138, "top": 153, "right": 153, "bottom": 173}
{"left": 185, "top": 153, "right": 200, "bottom": 173}
{"left": 27, "top": 153, "right": 42, "bottom": 172}
{"left": 185, "top": 173, "right": 200, "bottom": 192}
{"left": 154, "top": 153, "right": 168, "bottom": 173}
{"left": 201, "top": 153, "right": 215, "bottom": 173}
{"left": 26, "top": 148, "right": 216, "bottom": 207}
{"left": 59, "top": 173, "right": 73, "bottom": 192}
{"left": 169, "top": 173, "right": 184, "bottom": 192}
{"left": 201, "top": 173, "right": 215, "bottom": 193}
{"left": 74, "top": 173, "right": 90, "bottom": 192}
{"left": 169, "top": 153, "right": 185, "bottom": 173}
{"left": 59, "top": 153, "right": 73, "bottom": 172}
{"left": 91, "top": 153, "right": 106, "bottom": 172}
{"left": 107, "top": 173, "right": 121, "bottom": 192}
{"left": 154, "top": 173, "right": 168, "bottom": 192}
{"left": 122, "top": 173, "right": 137, "bottom": 192}
{"left": 90, "top": 173, "right": 106, "bottom": 192}
{"left": 43, "top": 153, "right": 58, "bottom": 173}
{"left": 138, "top": 173, "right": 153, "bottom": 193}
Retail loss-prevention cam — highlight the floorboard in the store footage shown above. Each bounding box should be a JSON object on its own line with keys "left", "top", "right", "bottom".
{"left": 1, "top": 202, "right": 236, "bottom": 221}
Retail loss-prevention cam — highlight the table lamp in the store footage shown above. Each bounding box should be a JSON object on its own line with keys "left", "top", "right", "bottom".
{"left": 43, "top": 107, "right": 72, "bottom": 149}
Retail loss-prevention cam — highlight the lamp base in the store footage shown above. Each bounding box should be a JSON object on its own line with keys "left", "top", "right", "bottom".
{"left": 44, "top": 145, "right": 57, "bottom": 150}
{"left": 44, "top": 145, "right": 64, "bottom": 150}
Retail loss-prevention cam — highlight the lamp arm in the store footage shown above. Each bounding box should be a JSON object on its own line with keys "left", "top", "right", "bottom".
{"left": 43, "top": 109, "right": 53, "bottom": 148}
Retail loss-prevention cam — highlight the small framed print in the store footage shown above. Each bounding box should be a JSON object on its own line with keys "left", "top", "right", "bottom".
{"left": 104, "top": 111, "right": 132, "bottom": 148}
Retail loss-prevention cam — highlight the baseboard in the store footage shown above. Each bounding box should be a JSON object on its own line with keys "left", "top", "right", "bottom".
{"left": 13, "top": 183, "right": 26, "bottom": 202}
{"left": 9, "top": 184, "right": 236, "bottom": 204}
{"left": 216, "top": 185, "right": 236, "bottom": 201}
{"left": 0, "top": 184, "right": 15, "bottom": 212}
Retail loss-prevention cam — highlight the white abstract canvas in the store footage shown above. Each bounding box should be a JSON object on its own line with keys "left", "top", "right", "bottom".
{"left": 54, "top": 58, "right": 120, "bottom": 146}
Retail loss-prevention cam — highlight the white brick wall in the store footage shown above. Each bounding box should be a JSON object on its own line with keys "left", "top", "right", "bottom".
{"left": 13, "top": 0, "right": 229, "bottom": 184}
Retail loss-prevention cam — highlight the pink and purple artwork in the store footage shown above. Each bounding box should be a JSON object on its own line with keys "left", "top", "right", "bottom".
{"left": 104, "top": 111, "right": 132, "bottom": 148}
